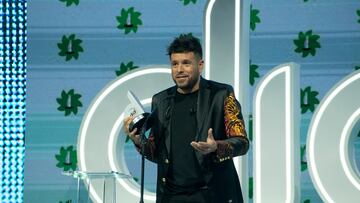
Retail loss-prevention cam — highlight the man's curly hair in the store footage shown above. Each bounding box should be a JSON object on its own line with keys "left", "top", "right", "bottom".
{"left": 167, "top": 33, "right": 203, "bottom": 59}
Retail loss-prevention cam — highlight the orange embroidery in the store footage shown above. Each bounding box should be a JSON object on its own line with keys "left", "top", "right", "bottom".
{"left": 224, "top": 93, "right": 246, "bottom": 137}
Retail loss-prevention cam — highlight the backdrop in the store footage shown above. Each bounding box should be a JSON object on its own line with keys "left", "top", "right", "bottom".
{"left": 24, "top": 0, "right": 360, "bottom": 202}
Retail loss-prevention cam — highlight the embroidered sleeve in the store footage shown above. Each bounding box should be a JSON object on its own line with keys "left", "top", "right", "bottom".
{"left": 224, "top": 93, "right": 246, "bottom": 137}
{"left": 213, "top": 91, "right": 249, "bottom": 163}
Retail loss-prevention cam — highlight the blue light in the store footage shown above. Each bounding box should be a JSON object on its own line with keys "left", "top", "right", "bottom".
{"left": 1, "top": 1, "right": 26, "bottom": 202}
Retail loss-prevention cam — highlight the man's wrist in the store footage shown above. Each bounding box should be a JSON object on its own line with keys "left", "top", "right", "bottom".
{"left": 132, "top": 138, "right": 141, "bottom": 147}
{"left": 133, "top": 137, "right": 141, "bottom": 145}
{"left": 127, "top": 134, "right": 141, "bottom": 146}
{"left": 213, "top": 141, "right": 218, "bottom": 152}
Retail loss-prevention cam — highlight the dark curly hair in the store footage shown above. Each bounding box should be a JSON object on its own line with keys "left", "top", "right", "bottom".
{"left": 167, "top": 33, "right": 203, "bottom": 59}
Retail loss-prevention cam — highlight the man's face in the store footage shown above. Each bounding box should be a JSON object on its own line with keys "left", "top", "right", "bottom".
{"left": 170, "top": 52, "right": 204, "bottom": 94}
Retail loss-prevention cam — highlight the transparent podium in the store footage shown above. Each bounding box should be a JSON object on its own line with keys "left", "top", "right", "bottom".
{"left": 63, "top": 171, "right": 132, "bottom": 203}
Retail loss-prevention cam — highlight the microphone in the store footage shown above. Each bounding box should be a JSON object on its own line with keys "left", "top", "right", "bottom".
{"left": 190, "top": 107, "right": 196, "bottom": 115}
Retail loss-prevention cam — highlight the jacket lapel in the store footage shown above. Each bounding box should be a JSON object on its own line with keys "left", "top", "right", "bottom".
{"left": 196, "top": 78, "right": 211, "bottom": 141}
{"left": 195, "top": 78, "right": 211, "bottom": 167}
{"left": 164, "top": 87, "right": 176, "bottom": 155}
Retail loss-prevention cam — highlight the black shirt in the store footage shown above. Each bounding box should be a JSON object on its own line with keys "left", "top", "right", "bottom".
{"left": 166, "top": 90, "right": 205, "bottom": 194}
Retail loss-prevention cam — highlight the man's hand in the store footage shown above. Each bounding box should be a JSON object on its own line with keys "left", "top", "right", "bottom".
{"left": 191, "top": 128, "right": 217, "bottom": 155}
{"left": 123, "top": 116, "right": 140, "bottom": 145}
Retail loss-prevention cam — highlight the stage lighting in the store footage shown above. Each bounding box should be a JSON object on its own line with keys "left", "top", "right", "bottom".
{"left": 0, "top": 1, "right": 27, "bottom": 202}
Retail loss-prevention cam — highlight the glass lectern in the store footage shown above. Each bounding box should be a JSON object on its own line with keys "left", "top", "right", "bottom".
{"left": 63, "top": 171, "right": 132, "bottom": 203}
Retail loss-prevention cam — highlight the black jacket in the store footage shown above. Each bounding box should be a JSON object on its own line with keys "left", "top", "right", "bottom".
{"left": 135, "top": 78, "right": 249, "bottom": 203}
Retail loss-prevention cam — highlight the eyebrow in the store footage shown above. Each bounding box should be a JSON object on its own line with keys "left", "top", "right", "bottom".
{"left": 171, "top": 59, "right": 192, "bottom": 62}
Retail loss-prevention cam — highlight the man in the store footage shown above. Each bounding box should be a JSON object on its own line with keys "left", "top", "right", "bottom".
{"left": 123, "top": 33, "right": 249, "bottom": 203}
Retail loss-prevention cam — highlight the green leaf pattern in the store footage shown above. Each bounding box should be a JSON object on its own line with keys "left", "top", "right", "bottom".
{"left": 248, "top": 114, "right": 253, "bottom": 142}
{"left": 116, "top": 7, "right": 143, "bottom": 34}
{"left": 57, "top": 34, "right": 84, "bottom": 61}
{"left": 294, "top": 30, "right": 321, "bottom": 57}
{"left": 182, "top": 0, "right": 197, "bottom": 6}
{"left": 55, "top": 146, "right": 77, "bottom": 172}
{"left": 250, "top": 5, "right": 261, "bottom": 31}
{"left": 301, "top": 145, "right": 307, "bottom": 172}
{"left": 59, "top": 200, "right": 72, "bottom": 203}
{"left": 250, "top": 62, "right": 260, "bottom": 86}
{"left": 59, "top": 0, "right": 79, "bottom": 7}
{"left": 56, "top": 89, "right": 83, "bottom": 116}
{"left": 116, "top": 61, "right": 139, "bottom": 76}
{"left": 301, "top": 86, "right": 320, "bottom": 114}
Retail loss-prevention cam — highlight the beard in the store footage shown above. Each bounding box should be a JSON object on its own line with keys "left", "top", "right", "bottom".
{"left": 173, "top": 72, "right": 200, "bottom": 93}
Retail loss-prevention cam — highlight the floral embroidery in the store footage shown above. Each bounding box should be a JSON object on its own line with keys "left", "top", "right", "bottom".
{"left": 215, "top": 141, "right": 234, "bottom": 162}
{"left": 224, "top": 93, "right": 246, "bottom": 137}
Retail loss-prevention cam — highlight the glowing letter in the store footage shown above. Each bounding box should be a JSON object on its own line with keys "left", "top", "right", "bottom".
{"left": 307, "top": 70, "right": 360, "bottom": 203}
{"left": 253, "top": 63, "right": 300, "bottom": 203}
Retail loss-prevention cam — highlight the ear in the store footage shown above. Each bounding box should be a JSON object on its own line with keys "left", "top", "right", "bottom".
{"left": 198, "top": 59, "right": 204, "bottom": 73}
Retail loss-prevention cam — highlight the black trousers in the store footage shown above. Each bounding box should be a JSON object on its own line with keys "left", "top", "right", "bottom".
{"left": 161, "top": 188, "right": 212, "bottom": 203}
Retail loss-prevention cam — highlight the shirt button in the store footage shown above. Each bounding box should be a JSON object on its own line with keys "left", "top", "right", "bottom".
{"left": 162, "top": 178, "right": 166, "bottom": 183}
{"left": 165, "top": 159, "right": 169, "bottom": 164}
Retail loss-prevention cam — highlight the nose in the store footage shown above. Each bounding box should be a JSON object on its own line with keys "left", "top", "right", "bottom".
{"left": 176, "top": 63, "right": 184, "bottom": 73}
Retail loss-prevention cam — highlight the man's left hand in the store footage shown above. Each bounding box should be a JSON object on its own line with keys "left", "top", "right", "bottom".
{"left": 191, "top": 128, "right": 218, "bottom": 155}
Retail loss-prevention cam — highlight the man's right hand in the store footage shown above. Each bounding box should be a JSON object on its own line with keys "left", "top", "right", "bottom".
{"left": 123, "top": 116, "right": 141, "bottom": 145}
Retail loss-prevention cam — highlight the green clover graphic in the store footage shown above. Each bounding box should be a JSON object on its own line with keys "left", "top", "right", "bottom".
{"left": 116, "top": 7, "right": 143, "bottom": 34}
{"left": 301, "top": 145, "right": 307, "bottom": 172}
{"left": 303, "top": 199, "right": 311, "bottom": 203}
{"left": 57, "top": 34, "right": 84, "bottom": 61}
{"left": 249, "top": 177, "right": 253, "bottom": 199}
{"left": 357, "top": 10, "right": 360, "bottom": 23}
{"left": 294, "top": 30, "right": 321, "bottom": 57}
{"left": 250, "top": 62, "right": 260, "bottom": 86}
{"left": 250, "top": 5, "right": 261, "bottom": 31}
{"left": 248, "top": 114, "right": 253, "bottom": 142}
{"left": 55, "top": 146, "right": 77, "bottom": 172}
{"left": 59, "top": 200, "right": 72, "bottom": 203}
{"left": 115, "top": 61, "right": 139, "bottom": 76}
{"left": 182, "top": 0, "right": 197, "bottom": 6}
{"left": 355, "top": 65, "right": 360, "bottom": 70}
{"left": 57, "top": 89, "right": 83, "bottom": 116}
{"left": 304, "top": 0, "right": 309, "bottom": 2}
{"left": 301, "top": 86, "right": 320, "bottom": 114}
{"left": 59, "top": 0, "right": 79, "bottom": 7}
{"left": 357, "top": 130, "right": 360, "bottom": 137}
